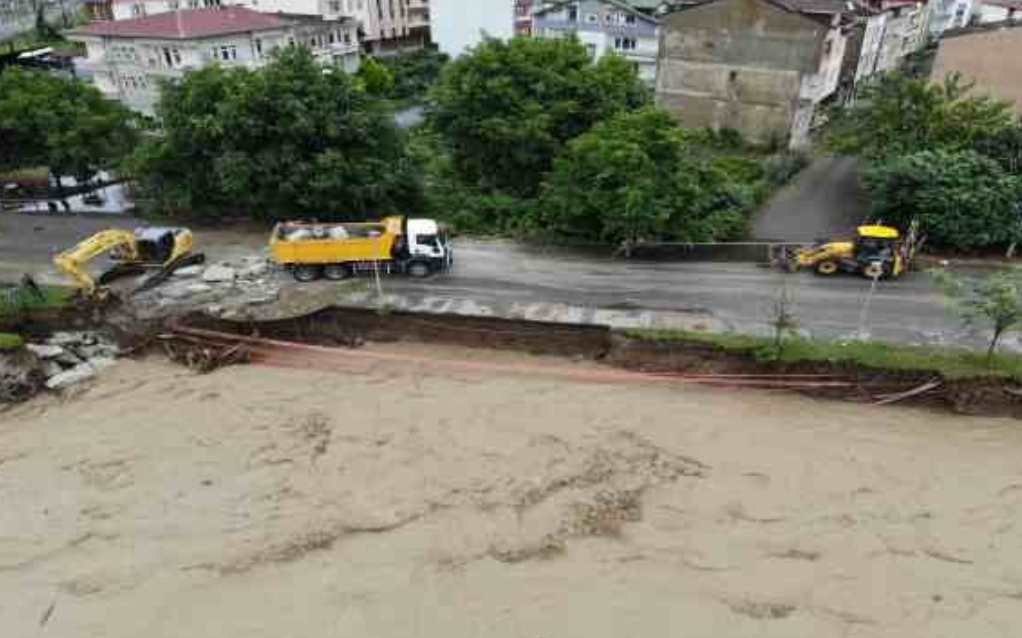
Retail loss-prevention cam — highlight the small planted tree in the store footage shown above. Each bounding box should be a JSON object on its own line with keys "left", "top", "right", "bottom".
{"left": 767, "top": 282, "right": 799, "bottom": 357}
{"left": 934, "top": 268, "right": 1022, "bottom": 363}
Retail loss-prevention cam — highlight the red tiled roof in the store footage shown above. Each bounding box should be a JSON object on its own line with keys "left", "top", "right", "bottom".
{"left": 70, "top": 7, "right": 286, "bottom": 39}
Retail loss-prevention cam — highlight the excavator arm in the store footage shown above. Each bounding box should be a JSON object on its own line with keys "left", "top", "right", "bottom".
{"left": 53, "top": 229, "right": 140, "bottom": 296}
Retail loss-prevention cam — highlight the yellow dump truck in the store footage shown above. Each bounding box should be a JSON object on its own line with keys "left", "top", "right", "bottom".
{"left": 269, "top": 216, "right": 452, "bottom": 282}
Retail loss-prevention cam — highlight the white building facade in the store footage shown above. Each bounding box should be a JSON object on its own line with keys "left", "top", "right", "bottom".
{"left": 68, "top": 7, "right": 359, "bottom": 114}
{"left": 532, "top": 0, "right": 659, "bottom": 82}
{"left": 430, "top": 0, "right": 515, "bottom": 56}
{"left": 929, "top": 0, "right": 976, "bottom": 36}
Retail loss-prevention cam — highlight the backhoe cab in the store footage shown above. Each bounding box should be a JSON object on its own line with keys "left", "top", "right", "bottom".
{"left": 784, "top": 223, "right": 921, "bottom": 280}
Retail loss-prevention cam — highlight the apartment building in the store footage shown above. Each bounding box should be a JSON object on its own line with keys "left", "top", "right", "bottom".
{"left": 532, "top": 0, "right": 659, "bottom": 82}
{"left": 67, "top": 6, "right": 359, "bottom": 114}
{"left": 656, "top": 0, "right": 850, "bottom": 148}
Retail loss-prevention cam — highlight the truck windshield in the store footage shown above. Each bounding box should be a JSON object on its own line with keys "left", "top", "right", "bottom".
{"left": 417, "top": 234, "right": 439, "bottom": 248}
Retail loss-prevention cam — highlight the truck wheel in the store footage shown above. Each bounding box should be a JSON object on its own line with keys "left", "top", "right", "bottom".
{"left": 408, "top": 261, "right": 432, "bottom": 278}
{"left": 292, "top": 265, "right": 321, "bottom": 282}
{"left": 323, "top": 264, "right": 351, "bottom": 281}
{"left": 815, "top": 260, "right": 839, "bottom": 276}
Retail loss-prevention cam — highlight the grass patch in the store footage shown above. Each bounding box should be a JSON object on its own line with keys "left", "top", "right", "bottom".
{"left": 624, "top": 328, "right": 1022, "bottom": 380}
{"left": 0, "top": 333, "right": 23, "bottom": 350}
{"left": 0, "top": 283, "right": 75, "bottom": 318}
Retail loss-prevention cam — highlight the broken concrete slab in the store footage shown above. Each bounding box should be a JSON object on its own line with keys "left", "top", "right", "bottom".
{"left": 173, "top": 265, "right": 204, "bottom": 278}
{"left": 45, "top": 363, "right": 96, "bottom": 390}
{"left": 238, "top": 262, "right": 269, "bottom": 279}
{"left": 25, "top": 343, "right": 65, "bottom": 359}
{"left": 202, "top": 265, "right": 237, "bottom": 283}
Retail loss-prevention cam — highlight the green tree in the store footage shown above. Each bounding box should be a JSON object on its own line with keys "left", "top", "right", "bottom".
{"left": 379, "top": 47, "right": 449, "bottom": 103}
{"left": 0, "top": 67, "right": 138, "bottom": 187}
{"left": 536, "top": 108, "right": 748, "bottom": 247}
{"left": 862, "top": 151, "right": 1022, "bottom": 248}
{"left": 132, "top": 47, "right": 420, "bottom": 220}
{"left": 826, "top": 73, "right": 1015, "bottom": 159}
{"left": 934, "top": 268, "right": 1022, "bottom": 362}
{"left": 429, "top": 36, "right": 648, "bottom": 197}
{"left": 974, "top": 124, "right": 1022, "bottom": 175}
{"left": 355, "top": 57, "right": 395, "bottom": 97}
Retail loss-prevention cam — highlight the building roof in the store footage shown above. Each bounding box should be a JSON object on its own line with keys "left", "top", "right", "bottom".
{"left": 69, "top": 7, "right": 287, "bottom": 39}
{"left": 534, "top": 0, "right": 660, "bottom": 22}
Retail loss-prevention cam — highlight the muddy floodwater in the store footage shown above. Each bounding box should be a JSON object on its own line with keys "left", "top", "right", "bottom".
{"left": 2, "top": 350, "right": 1022, "bottom": 637}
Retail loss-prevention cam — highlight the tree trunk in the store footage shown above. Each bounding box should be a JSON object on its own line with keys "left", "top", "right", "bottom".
{"left": 987, "top": 328, "right": 1004, "bottom": 366}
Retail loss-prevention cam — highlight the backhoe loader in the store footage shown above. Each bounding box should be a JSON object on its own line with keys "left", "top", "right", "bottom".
{"left": 53, "top": 227, "right": 204, "bottom": 297}
{"left": 779, "top": 222, "right": 923, "bottom": 280}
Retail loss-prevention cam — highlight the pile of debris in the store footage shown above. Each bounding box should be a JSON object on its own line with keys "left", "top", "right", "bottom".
{"left": 140, "top": 256, "right": 282, "bottom": 318}
{"left": 24, "top": 331, "right": 120, "bottom": 391}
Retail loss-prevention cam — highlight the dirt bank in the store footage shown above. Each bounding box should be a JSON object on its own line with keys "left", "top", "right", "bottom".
{"left": 3, "top": 355, "right": 1022, "bottom": 637}
{"left": 177, "top": 309, "right": 1022, "bottom": 417}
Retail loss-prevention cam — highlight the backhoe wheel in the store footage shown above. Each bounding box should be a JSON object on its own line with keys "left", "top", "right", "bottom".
{"left": 292, "top": 265, "right": 321, "bottom": 283}
{"left": 862, "top": 262, "right": 885, "bottom": 280}
{"left": 408, "top": 261, "right": 432, "bottom": 278}
{"left": 815, "top": 260, "right": 839, "bottom": 276}
{"left": 323, "top": 264, "right": 351, "bottom": 281}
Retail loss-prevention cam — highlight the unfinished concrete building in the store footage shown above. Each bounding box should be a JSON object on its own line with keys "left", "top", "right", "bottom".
{"left": 655, "top": 0, "right": 850, "bottom": 148}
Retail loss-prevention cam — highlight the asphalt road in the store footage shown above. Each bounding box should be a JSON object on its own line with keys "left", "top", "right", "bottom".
{"left": 0, "top": 212, "right": 990, "bottom": 349}
{"left": 750, "top": 156, "right": 868, "bottom": 242}
{"left": 383, "top": 239, "right": 982, "bottom": 348}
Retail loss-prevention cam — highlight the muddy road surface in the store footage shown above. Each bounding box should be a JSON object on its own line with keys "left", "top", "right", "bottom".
{"left": 2, "top": 353, "right": 1022, "bottom": 637}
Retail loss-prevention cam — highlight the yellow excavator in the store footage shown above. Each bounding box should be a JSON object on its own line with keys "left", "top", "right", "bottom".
{"left": 780, "top": 222, "right": 923, "bottom": 280}
{"left": 53, "top": 227, "right": 204, "bottom": 297}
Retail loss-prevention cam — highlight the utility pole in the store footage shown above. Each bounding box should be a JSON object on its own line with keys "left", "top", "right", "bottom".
{"left": 857, "top": 269, "right": 882, "bottom": 341}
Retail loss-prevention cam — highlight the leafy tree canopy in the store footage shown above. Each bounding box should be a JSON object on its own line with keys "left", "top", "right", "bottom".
{"left": 863, "top": 150, "right": 1022, "bottom": 247}
{"left": 536, "top": 108, "right": 749, "bottom": 247}
{"left": 933, "top": 267, "right": 1022, "bottom": 361}
{"left": 826, "top": 73, "right": 1016, "bottom": 159}
{"left": 355, "top": 57, "right": 395, "bottom": 97}
{"left": 0, "top": 67, "right": 138, "bottom": 182}
{"left": 131, "top": 46, "right": 421, "bottom": 220}
{"left": 429, "top": 36, "right": 649, "bottom": 197}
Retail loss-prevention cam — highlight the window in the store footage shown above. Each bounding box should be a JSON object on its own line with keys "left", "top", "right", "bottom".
{"left": 328, "top": 0, "right": 340, "bottom": 12}
{"left": 254, "top": 38, "right": 263, "bottom": 56}
{"left": 216, "top": 45, "right": 237, "bottom": 61}
{"left": 614, "top": 36, "right": 637, "bottom": 51}
{"left": 131, "top": 3, "right": 144, "bottom": 16}
{"left": 624, "top": 13, "right": 636, "bottom": 25}
{"left": 168, "top": 0, "right": 179, "bottom": 8}
{"left": 567, "top": 3, "right": 578, "bottom": 21}
{"left": 585, "top": 13, "right": 598, "bottom": 23}
{"left": 329, "top": 31, "right": 336, "bottom": 43}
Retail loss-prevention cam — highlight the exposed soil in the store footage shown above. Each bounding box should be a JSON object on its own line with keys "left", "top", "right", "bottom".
{"left": 4, "top": 355, "right": 1022, "bottom": 637}
{"left": 177, "top": 309, "right": 1022, "bottom": 418}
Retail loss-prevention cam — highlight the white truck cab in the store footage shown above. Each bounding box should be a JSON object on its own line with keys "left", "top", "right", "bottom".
{"left": 405, "top": 218, "right": 452, "bottom": 275}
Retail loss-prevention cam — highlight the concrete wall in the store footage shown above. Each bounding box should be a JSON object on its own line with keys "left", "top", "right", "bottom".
{"left": 931, "top": 26, "right": 1022, "bottom": 116}
{"left": 431, "top": 0, "right": 513, "bottom": 56}
{"left": 656, "top": 0, "right": 827, "bottom": 144}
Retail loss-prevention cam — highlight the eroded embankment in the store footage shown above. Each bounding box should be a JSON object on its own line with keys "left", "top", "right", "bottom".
{"left": 172, "top": 307, "right": 1022, "bottom": 418}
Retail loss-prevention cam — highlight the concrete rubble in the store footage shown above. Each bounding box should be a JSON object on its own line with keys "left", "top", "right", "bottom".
{"left": 21, "top": 330, "right": 123, "bottom": 393}
{"left": 131, "top": 256, "right": 282, "bottom": 319}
